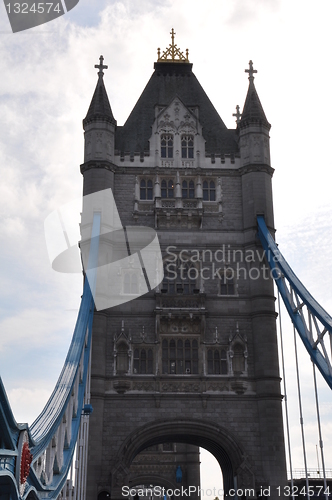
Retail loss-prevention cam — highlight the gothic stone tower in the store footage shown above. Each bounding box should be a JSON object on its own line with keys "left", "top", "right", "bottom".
{"left": 81, "top": 34, "right": 287, "bottom": 499}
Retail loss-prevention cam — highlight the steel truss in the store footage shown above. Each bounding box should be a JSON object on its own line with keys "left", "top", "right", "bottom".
{"left": 257, "top": 215, "right": 332, "bottom": 390}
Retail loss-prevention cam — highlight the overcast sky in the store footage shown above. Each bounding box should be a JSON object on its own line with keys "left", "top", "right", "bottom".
{"left": 0, "top": 0, "right": 332, "bottom": 489}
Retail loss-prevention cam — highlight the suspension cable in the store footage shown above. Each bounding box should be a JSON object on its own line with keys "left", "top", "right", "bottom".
{"left": 293, "top": 323, "right": 310, "bottom": 499}
{"left": 278, "top": 291, "right": 294, "bottom": 497}
{"left": 312, "top": 362, "right": 328, "bottom": 500}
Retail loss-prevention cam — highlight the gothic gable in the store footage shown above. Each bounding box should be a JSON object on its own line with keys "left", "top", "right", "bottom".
{"left": 149, "top": 96, "right": 205, "bottom": 158}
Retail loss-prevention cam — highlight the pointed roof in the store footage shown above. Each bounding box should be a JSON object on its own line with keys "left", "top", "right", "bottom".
{"left": 115, "top": 61, "right": 238, "bottom": 155}
{"left": 83, "top": 55, "right": 116, "bottom": 127}
{"left": 240, "top": 60, "right": 270, "bottom": 130}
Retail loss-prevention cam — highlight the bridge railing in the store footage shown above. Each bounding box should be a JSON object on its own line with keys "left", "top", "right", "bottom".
{"left": 289, "top": 469, "right": 332, "bottom": 479}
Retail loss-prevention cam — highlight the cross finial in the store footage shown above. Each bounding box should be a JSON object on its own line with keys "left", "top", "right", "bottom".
{"left": 170, "top": 28, "right": 176, "bottom": 60}
{"left": 232, "top": 105, "right": 242, "bottom": 125}
{"left": 95, "top": 55, "right": 108, "bottom": 78}
{"left": 245, "top": 60, "right": 257, "bottom": 82}
{"left": 170, "top": 28, "right": 176, "bottom": 46}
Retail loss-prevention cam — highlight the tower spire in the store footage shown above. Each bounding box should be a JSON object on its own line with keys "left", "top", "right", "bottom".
{"left": 83, "top": 55, "right": 115, "bottom": 127}
{"left": 240, "top": 59, "right": 270, "bottom": 130}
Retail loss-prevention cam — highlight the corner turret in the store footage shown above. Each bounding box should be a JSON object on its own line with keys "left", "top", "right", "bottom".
{"left": 238, "top": 60, "right": 274, "bottom": 231}
{"left": 238, "top": 60, "right": 271, "bottom": 167}
{"left": 81, "top": 56, "right": 116, "bottom": 196}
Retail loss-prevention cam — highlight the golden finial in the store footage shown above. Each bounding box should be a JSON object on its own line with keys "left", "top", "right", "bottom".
{"left": 157, "top": 28, "right": 190, "bottom": 63}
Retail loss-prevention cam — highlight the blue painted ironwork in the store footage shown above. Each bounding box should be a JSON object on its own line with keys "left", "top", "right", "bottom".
{"left": 257, "top": 215, "right": 332, "bottom": 390}
{"left": 0, "top": 212, "right": 100, "bottom": 499}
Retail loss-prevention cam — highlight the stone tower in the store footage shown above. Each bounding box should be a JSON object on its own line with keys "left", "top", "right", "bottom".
{"left": 81, "top": 34, "right": 287, "bottom": 499}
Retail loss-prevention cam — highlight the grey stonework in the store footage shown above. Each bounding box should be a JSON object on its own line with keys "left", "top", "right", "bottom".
{"left": 81, "top": 55, "right": 288, "bottom": 499}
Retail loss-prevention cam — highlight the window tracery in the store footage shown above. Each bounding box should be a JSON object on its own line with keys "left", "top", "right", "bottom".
{"left": 133, "top": 348, "right": 153, "bottom": 374}
{"left": 207, "top": 348, "right": 228, "bottom": 375}
{"left": 219, "top": 269, "right": 235, "bottom": 295}
{"left": 161, "top": 179, "right": 174, "bottom": 198}
{"left": 162, "top": 257, "right": 198, "bottom": 294}
{"left": 160, "top": 134, "right": 174, "bottom": 158}
{"left": 181, "top": 135, "right": 194, "bottom": 158}
{"left": 162, "top": 338, "right": 199, "bottom": 374}
{"left": 182, "top": 180, "right": 195, "bottom": 199}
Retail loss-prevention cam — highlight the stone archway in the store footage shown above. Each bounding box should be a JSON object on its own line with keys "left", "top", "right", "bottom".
{"left": 112, "top": 418, "right": 245, "bottom": 496}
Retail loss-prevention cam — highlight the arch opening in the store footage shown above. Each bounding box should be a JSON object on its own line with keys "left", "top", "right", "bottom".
{"left": 128, "top": 443, "right": 224, "bottom": 500}
{"left": 117, "top": 420, "right": 243, "bottom": 496}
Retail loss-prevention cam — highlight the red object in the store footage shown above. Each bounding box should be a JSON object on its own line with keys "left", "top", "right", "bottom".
{"left": 20, "top": 442, "right": 33, "bottom": 485}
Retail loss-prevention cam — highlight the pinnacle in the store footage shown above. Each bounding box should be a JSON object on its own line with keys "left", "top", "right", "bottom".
{"left": 83, "top": 57, "right": 116, "bottom": 127}
{"left": 240, "top": 77, "right": 270, "bottom": 130}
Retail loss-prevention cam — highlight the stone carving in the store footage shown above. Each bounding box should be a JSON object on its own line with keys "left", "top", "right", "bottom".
{"left": 161, "top": 297, "right": 200, "bottom": 309}
{"left": 132, "top": 382, "right": 155, "bottom": 392}
{"left": 161, "top": 382, "right": 200, "bottom": 392}
{"left": 112, "top": 463, "right": 128, "bottom": 487}
{"left": 206, "top": 383, "right": 229, "bottom": 392}
{"left": 237, "top": 459, "right": 255, "bottom": 489}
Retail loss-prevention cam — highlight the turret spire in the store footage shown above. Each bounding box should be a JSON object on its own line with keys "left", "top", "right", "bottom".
{"left": 83, "top": 55, "right": 115, "bottom": 127}
{"left": 240, "top": 59, "right": 270, "bottom": 130}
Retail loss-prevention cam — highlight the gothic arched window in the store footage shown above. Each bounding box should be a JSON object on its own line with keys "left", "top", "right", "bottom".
{"left": 161, "top": 338, "right": 199, "bottom": 374}
{"left": 161, "top": 179, "right": 174, "bottom": 198}
{"left": 182, "top": 180, "right": 195, "bottom": 199}
{"left": 123, "top": 273, "right": 138, "bottom": 295}
{"left": 140, "top": 179, "right": 153, "bottom": 200}
{"left": 203, "top": 180, "right": 216, "bottom": 201}
{"left": 219, "top": 269, "right": 235, "bottom": 295}
{"left": 232, "top": 343, "right": 245, "bottom": 374}
{"left": 117, "top": 341, "right": 129, "bottom": 374}
{"left": 133, "top": 348, "right": 153, "bottom": 374}
{"left": 162, "top": 257, "right": 198, "bottom": 295}
{"left": 207, "top": 348, "right": 228, "bottom": 375}
{"left": 161, "top": 134, "right": 173, "bottom": 158}
{"left": 181, "top": 135, "right": 194, "bottom": 158}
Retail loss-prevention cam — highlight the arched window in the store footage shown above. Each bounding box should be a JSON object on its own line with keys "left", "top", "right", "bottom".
{"left": 123, "top": 273, "right": 138, "bottom": 295}
{"left": 117, "top": 342, "right": 129, "bottom": 374}
{"left": 140, "top": 179, "right": 153, "bottom": 200}
{"left": 162, "top": 339, "right": 199, "bottom": 374}
{"left": 219, "top": 269, "right": 235, "bottom": 295}
{"left": 182, "top": 180, "right": 195, "bottom": 199}
{"left": 232, "top": 343, "right": 245, "bottom": 374}
{"left": 203, "top": 180, "right": 216, "bottom": 201}
{"left": 162, "top": 257, "right": 198, "bottom": 295}
{"left": 161, "top": 134, "right": 173, "bottom": 158}
{"left": 207, "top": 348, "right": 228, "bottom": 375}
{"left": 133, "top": 348, "right": 153, "bottom": 374}
{"left": 181, "top": 135, "right": 194, "bottom": 158}
{"left": 161, "top": 179, "right": 174, "bottom": 198}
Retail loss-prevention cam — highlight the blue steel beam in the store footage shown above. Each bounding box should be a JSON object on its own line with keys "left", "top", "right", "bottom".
{"left": 257, "top": 215, "right": 332, "bottom": 390}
